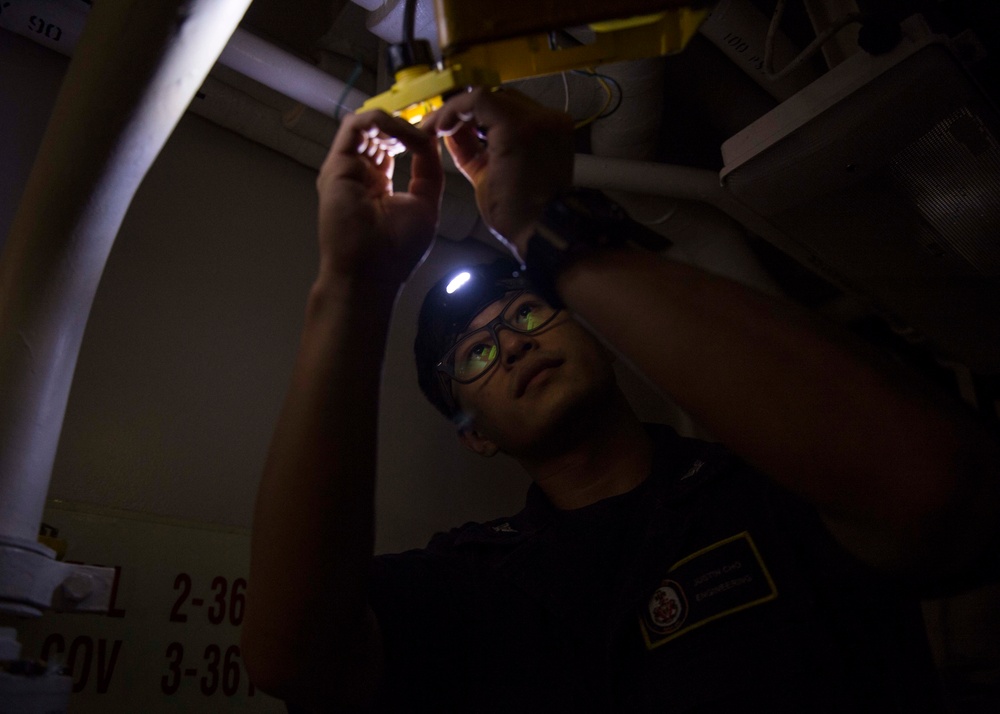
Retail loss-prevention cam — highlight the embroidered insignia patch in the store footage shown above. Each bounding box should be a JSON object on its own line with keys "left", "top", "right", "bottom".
{"left": 639, "top": 531, "right": 777, "bottom": 650}
{"left": 646, "top": 579, "right": 688, "bottom": 635}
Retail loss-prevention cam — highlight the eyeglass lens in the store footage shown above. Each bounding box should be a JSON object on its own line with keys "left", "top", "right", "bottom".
{"left": 447, "top": 294, "right": 558, "bottom": 382}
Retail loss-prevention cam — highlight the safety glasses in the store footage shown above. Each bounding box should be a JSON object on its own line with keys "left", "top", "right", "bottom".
{"left": 436, "top": 291, "right": 560, "bottom": 384}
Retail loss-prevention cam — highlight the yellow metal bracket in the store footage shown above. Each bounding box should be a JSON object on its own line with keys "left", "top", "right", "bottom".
{"left": 361, "top": 64, "right": 500, "bottom": 123}
{"left": 360, "top": 6, "right": 709, "bottom": 121}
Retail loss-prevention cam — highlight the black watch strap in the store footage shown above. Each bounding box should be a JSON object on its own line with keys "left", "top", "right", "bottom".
{"left": 525, "top": 188, "right": 671, "bottom": 308}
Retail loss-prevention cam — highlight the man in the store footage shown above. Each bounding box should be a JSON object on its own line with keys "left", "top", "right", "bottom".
{"left": 241, "top": 88, "right": 999, "bottom": 712}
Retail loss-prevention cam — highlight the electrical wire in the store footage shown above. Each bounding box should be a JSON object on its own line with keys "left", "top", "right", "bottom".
{"left": 638, "top": 205, "right": 679, "bottom": 226}
{"left": 595, "top": 72, "right": 623, "bottom": 119}
{"left": 403, "top": 0, "right": 417, "bottom": 44}
{"left": 570, "top": 69, "right": 623, "bottom": 128}
{"left": 544, "top": 33, "right": 623, "bottom": 127}
{"left": 571, "top": 85, "right": 610, "bottom": 128}
{"left": 764, "top": 0, "right": 863, "bottom": 81}
{"left": 333, "top": 58, "right": 364, "bottom": 122}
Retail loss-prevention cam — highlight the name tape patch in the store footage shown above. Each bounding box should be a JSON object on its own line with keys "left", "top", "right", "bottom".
{"left": 639, "top": 531, "right": 777, "bottom": 650}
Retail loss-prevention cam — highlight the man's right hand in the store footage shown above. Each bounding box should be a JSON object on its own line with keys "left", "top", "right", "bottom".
{"left": 245, "top": 110, "right": 443, "bottom": 710}
{"left": 316, "top": 110, "right": 444, "bottom": 291}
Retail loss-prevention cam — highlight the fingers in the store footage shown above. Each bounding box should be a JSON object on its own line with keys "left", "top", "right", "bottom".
{"left": 422, "top": 87, "right": 572, "bottom": 170}
{"left": 336, "top": 112, "right": 444, "bottom": 206}
{"left": 408, "top": 135, "right": 445, "bottom": 205}
{"left": 441, "top": 123, "right": 486, "bottom": 178}
{"left": 422, "top": 87, "right": 527, "bottom": 177}
{"left": 322, "top": 110, "right": 435, "bottom": 176}
{"left": 318, "top": 110, "right": 446, "bottom": 214}
{"left": 422, "top": 87, "right": 532, "bottom": 137}
{"left": 344, "top": 110, "right": 432, "bottom": 154}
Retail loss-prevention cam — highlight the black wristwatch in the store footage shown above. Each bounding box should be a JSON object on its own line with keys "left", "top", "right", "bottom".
{"left": 524, "top": 188, "right": 671, "bottom": 308}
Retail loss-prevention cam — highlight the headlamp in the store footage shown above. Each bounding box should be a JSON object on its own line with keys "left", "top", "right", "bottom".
{"left": 445, "top": 271, "right": 472, "bottom": 294}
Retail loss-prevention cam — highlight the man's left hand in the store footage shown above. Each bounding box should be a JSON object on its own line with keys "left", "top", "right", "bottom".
{"left": 422, "top": 88, "right": 574, "bottom": 261}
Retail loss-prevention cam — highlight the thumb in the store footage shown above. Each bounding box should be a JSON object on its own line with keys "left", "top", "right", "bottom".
{"left": 444, "top": 125, "right": 488, "bottom": 183}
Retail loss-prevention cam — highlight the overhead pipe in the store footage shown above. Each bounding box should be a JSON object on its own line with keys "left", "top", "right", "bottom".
{"left": 0, "top": 1, "right": 801, "bottom": 239}
{"left": 0, "top": 1, "right": 368, "bottom": 119}
{"left": 573, "top": 153, "right": 823, "bottom": 283}
{"left": 360, "top": 0, "right": 440, "bottom": 61}
{"left": 699, "top": 0, "right": 819, "bottom": 101}
{"left": 0, "top": 0, "right": 254, "bottom": 616}
{"left": 803, "top": 0, "right": 861, "bottom": 70}
{"left": 3, "top": 1, "right": 748, "bottom": 213}
{"left": 218, "top": 27, "right": 369, "bottom": 118}
{"left": 10, "top": 3, "right": 792, "bottom": 266}
{"left": 192, "top": 74, "right": 331, "bottom": 169}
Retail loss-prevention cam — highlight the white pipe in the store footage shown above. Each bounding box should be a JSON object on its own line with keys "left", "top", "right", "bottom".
{"left": 804, "top": 0, "right": 861, "bottom": 69}
{"left": 191, "top": 75, "right": 330, "bottom": 169}
{"left": 699, "top": 0, "right": 819, "bottom": 101}
{"left": 219, "top": 29, "right": 368, "bottom": 118}
{"left": 573, "top": 154, "right": 820, "bottom": 279}
{"left": 4, "top": 4, "right": 794, "bottom": 287}
{"left": 574, "top": 154, "right": 725, "bottom": 204}
{"left": 589, "top": 58, "right": 665, "bottom": 161}
{"left": 0, "top": 0, "right": 253, "bottom": 611}
{"left": 0, "top": 1, "right": 367, "bottom": 119}
{"left": 362, "top": 0, "right": 441, "bottom": 60}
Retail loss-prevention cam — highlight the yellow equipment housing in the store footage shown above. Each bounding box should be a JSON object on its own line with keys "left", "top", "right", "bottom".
{"left": 360, "top": 3, "right": 710, "bottom": 121}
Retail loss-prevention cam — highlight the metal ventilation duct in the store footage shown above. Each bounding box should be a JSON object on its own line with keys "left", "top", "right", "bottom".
{"left": 721, "top": 16, "right": 1000, "bottom": 371}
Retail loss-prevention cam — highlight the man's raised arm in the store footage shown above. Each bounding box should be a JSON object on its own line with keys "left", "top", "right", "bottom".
{"left": 425, "top": 88, "right": 1000, "bottom": 590}
{"left": 241, "top": 111, "right": 443, "bottom": 711}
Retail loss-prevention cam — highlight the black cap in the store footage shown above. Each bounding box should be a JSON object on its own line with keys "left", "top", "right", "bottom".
{"left": 414, "top": 257, "right": 529, "bottom": 420}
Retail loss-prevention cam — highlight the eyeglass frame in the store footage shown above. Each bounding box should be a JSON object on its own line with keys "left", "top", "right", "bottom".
{"left": 434, "top": 290, "right": 562, "bottom": 396}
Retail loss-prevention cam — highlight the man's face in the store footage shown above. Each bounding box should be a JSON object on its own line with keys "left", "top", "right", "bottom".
{"left": 451, "top": 291, "right": 617, "bottom": 458}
